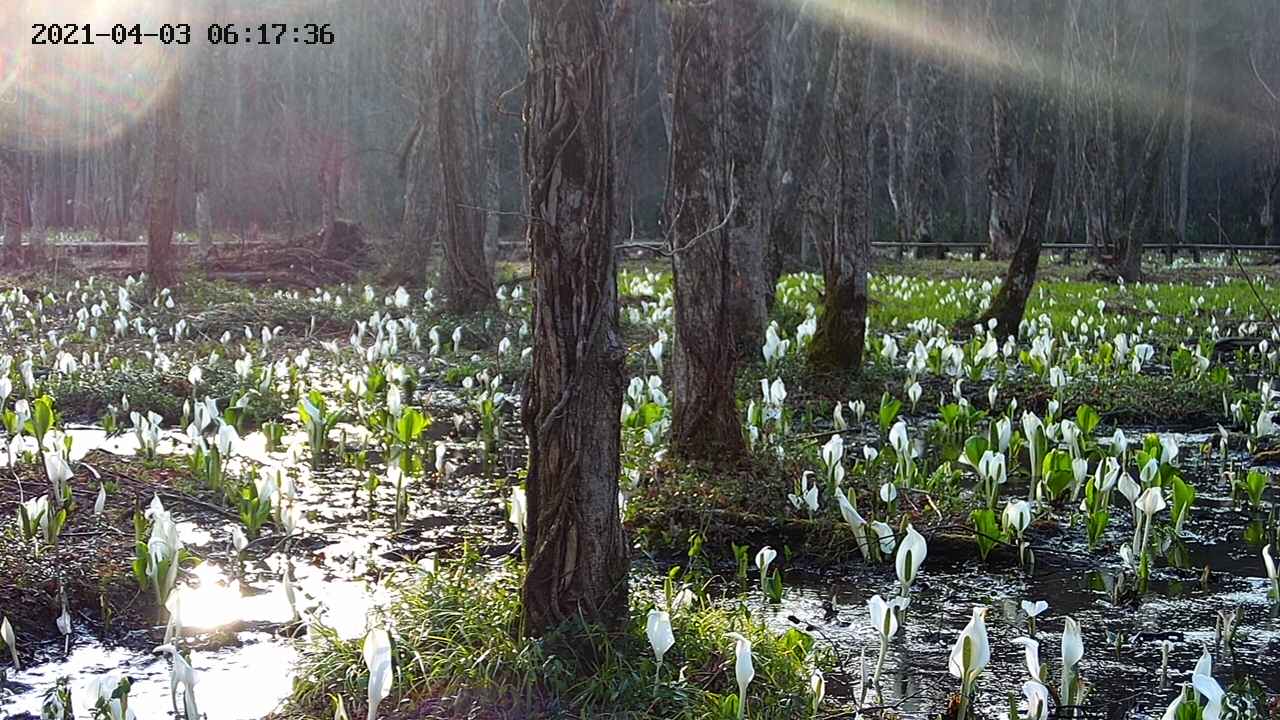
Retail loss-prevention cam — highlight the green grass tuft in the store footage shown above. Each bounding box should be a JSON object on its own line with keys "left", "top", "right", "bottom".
{"left": 289, "top": 551, "right": 829, "bottom": 720}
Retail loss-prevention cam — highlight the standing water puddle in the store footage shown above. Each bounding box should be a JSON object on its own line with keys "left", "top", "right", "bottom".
{"left": 3, "top": 424, "right": 1278, "bottom": 718}
{"left": 2, "top": 416, "right": 512, "bottom": 719}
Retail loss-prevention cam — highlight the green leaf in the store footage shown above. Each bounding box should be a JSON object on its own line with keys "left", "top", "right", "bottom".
{"left": 1246, "top": 469, "right": 1269, "bottom": 506}
{"left": 33, "top": 395, "right": 55, "bottom": 440}
{"left": 962, "top": 435, "right": 989, "bottom": 469}
{"left": 397, "top": 410, "right": 428, "bottom": 442}
{"left": 1171, "top": 475, "right": 1196, "bottom": 529}
{"left": 1041, "top": 449, "right": 1075, "bottom": 499}
{"left": 1075, "top": 405, "right": 1100, "bottom": 435}
{"left": 971, "top": 508, "right": 1003, "bottom": 561}
{"left": 878, "top": 393, "right": 901, "bottom": 432}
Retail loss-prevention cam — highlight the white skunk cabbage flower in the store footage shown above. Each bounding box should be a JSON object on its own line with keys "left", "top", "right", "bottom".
{"left": 754, "top": 546, "right": 777, "bottom": 591}
{"left": 363, "top": 629, "right": 394, "bottom": 720}
{"left": 727, "top": 632, "right": 754, "bottom": 719}
{"left": 948, "top": 606, "right": 990, "bottom": 684}
{"left": 645, "top": 608, "right": 675, "bottom": 686}
{"left": 895, "top": 525, "right": 927, "bottom": 592}
{"left": 3, "top": 615, "right": 19, "bottom": 670}
{"left": 508, "top": 486, "right": 527, "bottom": 542}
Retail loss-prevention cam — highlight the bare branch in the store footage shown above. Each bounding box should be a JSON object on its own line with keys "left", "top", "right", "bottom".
{"left": 1250, "top": 45, "right": 1280, "bottom": 105}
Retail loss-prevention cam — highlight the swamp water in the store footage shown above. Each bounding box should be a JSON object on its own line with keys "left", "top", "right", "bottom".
{"left": 2, "top": 427, "right": 1278, "bottom": 719}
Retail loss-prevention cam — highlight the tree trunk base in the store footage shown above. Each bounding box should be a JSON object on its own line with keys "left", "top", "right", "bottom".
{"left": 807, "top": 281, "right": 867, "bottom": 373}
{"left": 318, "top": 219, "right": 368, "bottom": 263}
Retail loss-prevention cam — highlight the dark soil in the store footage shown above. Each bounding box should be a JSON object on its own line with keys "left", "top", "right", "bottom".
{"left": 0, "top": 451, "right": 206, "bottom": 664}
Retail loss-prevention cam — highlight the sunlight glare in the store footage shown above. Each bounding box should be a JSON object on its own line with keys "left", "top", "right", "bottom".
{"left": 793, "top": 0, "right": 1261, "bottom": 135}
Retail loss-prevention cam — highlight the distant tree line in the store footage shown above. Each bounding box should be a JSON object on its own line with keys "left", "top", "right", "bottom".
{"left": 1, "top": 0, "right": 1278, "bottom": 281}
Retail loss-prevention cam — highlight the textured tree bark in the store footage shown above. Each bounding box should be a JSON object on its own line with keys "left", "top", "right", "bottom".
{"left": 611, "top": 0, "right": 647, "bottom": 246}
{"left": 668, "top": 1, "right": 747, "bottom": 462}
{"left": 1114, "top": 109, "right": 1172, "bottom": 283}
{"left": 438, "top": 0, "right": 495, "bottom": 313}
{"left": 477, "top": 0, "right": 503, "bottom": 266}
{"left": 808, "top": 32, "right": 870, "bottom": 372}
{"left": 146, "top": 73, "right": 183, "bottom": 290}
{"left": 396, "top": 122, "right": 438, "bottom": 284}
{"left": 980, "top": 151, "right": 1054, "bottom": 337}
{"left": 987, "top": 86, "right": 1018, "bottom": 261}
{"left": 1176, "top": 1, "right": 1198, "bottom": 257}
{"left": 766, "top": 24, "right": 837, "bottom": 299}
{"left": 723, "top": 0, "right": 773, "bottom": 355}
{"left": 978, "top": 0, "right": 1064, "bottom": 336}
{"left": 521, "top": 0, "right": 629, "bottom": 635}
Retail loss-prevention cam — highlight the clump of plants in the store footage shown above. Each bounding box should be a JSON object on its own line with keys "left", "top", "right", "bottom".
{"left": 290, "top": 549, "right": 830, "bottom": 720}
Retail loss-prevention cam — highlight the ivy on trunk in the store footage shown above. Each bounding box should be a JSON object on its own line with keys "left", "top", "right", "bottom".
{"left": 520, "top": 0, "right": 629, "bottom": 635}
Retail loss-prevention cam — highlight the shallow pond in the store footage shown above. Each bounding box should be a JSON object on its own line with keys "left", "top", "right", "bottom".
{"left": 2, "top": 408, "right": 518, "bottom": 719}
{"left": 2, "top": 423, "right": 1277, "bottom": 719}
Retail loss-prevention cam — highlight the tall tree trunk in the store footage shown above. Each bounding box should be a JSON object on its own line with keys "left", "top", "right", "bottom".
{"left": 654, "top": 3, "right": 675, "bottom": 147}
{"left": 521, "top": 0, "right": 629, "bottom": 635}
{"left": 147, "top": 73, "right": 183, "bottom": 290}
{"left": 1270, "top": 171, "right": 1280, "bottom": 247}
{"left": 766, "top": 25, "right": 837, "bottom": 298}
{"left": 438, "top": 0, "right": 495, "bottom": 313}
{"left": 668, "top": 1, "right": 746, "bottom": 462}
{"left": 979, "top": 0, "right": 1064, "bottom": 336}
{"left": 808, "top": 32, "right": 870, "bottom": 372}
{"left": 195, "top": 190, "right": 213, "bottom": 256}
{"left": 1115, "top": 109, "right": 1172, "bottom": 282}
{"left": 987, "top": 86, "right": 1018, "bottom": 260}
{"left": 724, "top": 0, "right": 772, "bottom": 355}
{"left": 611, "top": 0, "right": 647, "bottom": 246}
{"left": 980, "top": 151, "right": 1055, "bottom": 337}
{"left": 477, "top": 0, "right": 503, "bottom": 265}
{"left": 319, "top": 139, "right": 341, "bottom": 241}
{"left": 397, "top": 119, "right": 437, "bottom": 284}
{"left": 0, "top": 150, "right": 24, "bottom": 256}
{"left": 1176, "top": 0, "right": 1198, "bottom": 256}
{"left": 958, "top": 2, "right": 981, "bottom": 261}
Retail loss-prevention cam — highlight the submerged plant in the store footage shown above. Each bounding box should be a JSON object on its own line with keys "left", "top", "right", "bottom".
{"left": 88, "top": 675, "right": 136, "bottom": 720}
{"left": 508, "top": 486, "right": 527, "bottom": 546}
{"left": 1135, "top": 486, "right": 1168, "bottom": 579}
{"left": 1020, "top": 600, "right": 1048, "bottom": 639}
{"left": 239, "top": 472, "right": 275, "bottom": 540}
{"left": 17, "top": 493, "right": 56, "bottom": 550}
{"left": 130, "top": 410, "right": 163, "bottom": 460}
{"left": 788, "top": 471, "right": 820, "bottom": 517}
{"left": 469, "top": 373, "right": 506, "bottom": 467}
{"left": 40, "top": 676, "right": 72, "bottom": 720}
{"left": 970, "top": 508, "right": 1004, "bottom": 562}
{"left": 1002, "top": 499, "right": 1032, "bottom": 568}
{"left": 754, "top": 546, "right": 777, "bottom": 595}
{"left": 1244, "top": 469, "right": 1270, "bottom": 508}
